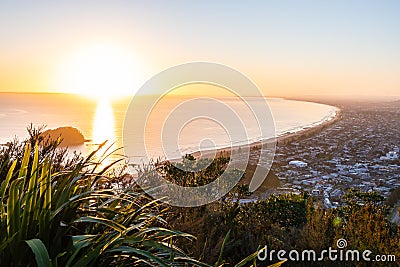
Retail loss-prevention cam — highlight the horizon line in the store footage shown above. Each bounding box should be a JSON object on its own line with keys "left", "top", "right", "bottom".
{"left": 0, "top": 91, "right": 399, "bottom": 100}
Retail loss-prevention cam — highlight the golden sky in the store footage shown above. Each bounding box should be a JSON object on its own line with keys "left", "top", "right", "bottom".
{"left": 0, "top": 1, "right": 399, "bottom": 98}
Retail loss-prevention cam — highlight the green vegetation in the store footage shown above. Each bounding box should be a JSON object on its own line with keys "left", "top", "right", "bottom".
{"left": 0, "top": 129, "right": 208, "bottom": 266}
{"left": 161, "top": 157, "right": 400, "bottom": 266}
{"left": 0, "top": 127, "right": 399, "bottom": 266}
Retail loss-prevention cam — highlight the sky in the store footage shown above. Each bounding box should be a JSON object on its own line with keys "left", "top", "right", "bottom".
{"left": 0, "top": 0, "right": 399, "bottom": 97}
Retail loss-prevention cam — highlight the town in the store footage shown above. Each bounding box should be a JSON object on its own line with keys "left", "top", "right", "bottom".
{"left": 268, "top": 99, "right": 400, "bottom": 209}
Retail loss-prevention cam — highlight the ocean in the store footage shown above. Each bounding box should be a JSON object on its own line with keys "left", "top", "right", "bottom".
{"left": 0, "top": 93, "right": 338, "bottom": 164}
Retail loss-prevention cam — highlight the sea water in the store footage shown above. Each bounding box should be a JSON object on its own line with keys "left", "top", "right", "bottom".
{"left": 0, "top": 93, "right": 338, "bottom": 163}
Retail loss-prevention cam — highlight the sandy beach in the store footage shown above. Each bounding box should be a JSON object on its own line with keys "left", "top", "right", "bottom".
{"left": 193, "top": 107, "right": 342, "bottom": 159}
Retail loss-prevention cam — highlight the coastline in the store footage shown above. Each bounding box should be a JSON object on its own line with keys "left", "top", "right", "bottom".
{"left": 192, "top": 106, "right": 342, "bottom": 159}
{"left": 276, "top": 107, "right": 342, "bottom": 146}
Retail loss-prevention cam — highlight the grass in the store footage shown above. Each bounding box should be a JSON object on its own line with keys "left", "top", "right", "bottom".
{"left": 0, "top": 140, "right": 209, "bottom": 266}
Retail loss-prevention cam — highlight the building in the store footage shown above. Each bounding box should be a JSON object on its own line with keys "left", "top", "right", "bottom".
{"left": 289, "top": 160, "right": 308, "bottom": 168}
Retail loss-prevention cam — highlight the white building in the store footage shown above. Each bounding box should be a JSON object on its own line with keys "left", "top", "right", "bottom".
{"left": 380, "top": 151, "right": 398, "bottom": 161}
{"left": 387, "top": 151, "right": 398, "bottom": 160}
{"left": 289, "top": 160, "right": 308, "bottom": 168}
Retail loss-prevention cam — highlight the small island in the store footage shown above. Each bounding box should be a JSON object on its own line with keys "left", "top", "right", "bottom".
{"left": 41, "top": 126, "right": 86, "bottom": 147}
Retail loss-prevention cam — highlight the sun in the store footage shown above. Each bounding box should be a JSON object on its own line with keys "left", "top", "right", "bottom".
{"left": 55, "top": 43, "right": 145, "bottom": 98}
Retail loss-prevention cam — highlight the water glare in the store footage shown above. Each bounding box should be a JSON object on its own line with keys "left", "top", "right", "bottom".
{"left": 92, "top": 98, "right": 116, "bottom": 167}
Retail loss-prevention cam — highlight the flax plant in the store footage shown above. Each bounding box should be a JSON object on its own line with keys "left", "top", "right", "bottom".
{"left": 0, "top": 141, "right": 208, "bottom": 266}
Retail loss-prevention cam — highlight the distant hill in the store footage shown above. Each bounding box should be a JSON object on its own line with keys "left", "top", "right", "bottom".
{"left": 243, "top": 164, "right": 281, "bottom": 194}
{"left": 41, "top": 127, "right": 85, "bottom": 147}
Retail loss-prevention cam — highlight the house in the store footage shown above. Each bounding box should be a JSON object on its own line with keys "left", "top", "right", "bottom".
{"left": 380, "top": 151, "right": 398, "bottom": 161}
{"left": 289, "top": 160, "right": 308, "bottom": 168}
{"left": 311, "top": 189, "right": 320, "bottom": 196}
{"left": 386, "top": 151, "right": 398, "bottom": 160}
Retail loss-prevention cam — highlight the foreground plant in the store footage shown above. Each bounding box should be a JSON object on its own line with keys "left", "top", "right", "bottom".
{"left": 0, "top": 141, "right": 208, "bottom": 266}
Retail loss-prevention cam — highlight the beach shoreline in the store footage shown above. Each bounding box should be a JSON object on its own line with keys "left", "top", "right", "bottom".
{"left": 276, "top": 107, "right": 342, "bottom": 145}
{"left": 192, "top": 106, "right": 342, "bottom": 159}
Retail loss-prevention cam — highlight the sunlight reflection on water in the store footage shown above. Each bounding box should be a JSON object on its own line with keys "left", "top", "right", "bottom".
{"left": 92, "top": 98, "right": 117, "bottom": 168}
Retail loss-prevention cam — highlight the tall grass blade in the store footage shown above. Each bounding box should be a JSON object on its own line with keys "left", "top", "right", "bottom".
{"left": 0, "top": 160, "right": 17, "bottom": 217}
{"left": 25, "top": 239, "right": 52, "bottom": 267}
{"left": 19, "top": 142, "right": 31, "bottom": 184}
{"left": 234, "top": 247, "right": 275, "bottom": 267}
{"left": 215, "top": 229, "right": 231, "bottom": 267}
{"left": 107, "top": 246, "right": 170, "bottom": 267}
{"left": 21, "top": 144, "right": 39, "bottom": 240}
